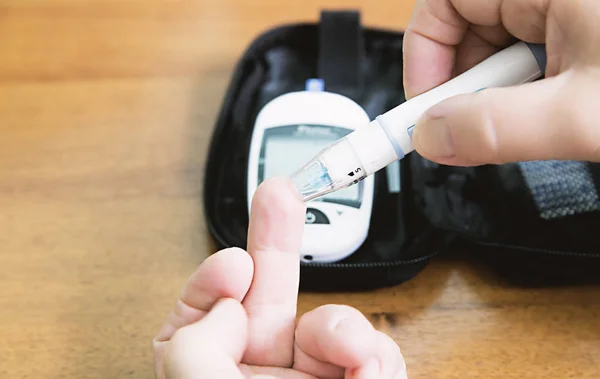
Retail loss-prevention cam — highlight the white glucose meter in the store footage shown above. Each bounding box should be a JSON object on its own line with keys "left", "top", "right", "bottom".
{"left": 247, "top": 79, "right": 375, "bottom": 263}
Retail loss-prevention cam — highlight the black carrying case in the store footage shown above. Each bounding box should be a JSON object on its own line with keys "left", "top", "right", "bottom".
{"left": 203, "top": 10, "right": 600, "bottom": 292}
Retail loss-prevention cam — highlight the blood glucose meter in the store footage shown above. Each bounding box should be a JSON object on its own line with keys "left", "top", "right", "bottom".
{"left": 247, "top": 79, "right": 375, "bottom": 263}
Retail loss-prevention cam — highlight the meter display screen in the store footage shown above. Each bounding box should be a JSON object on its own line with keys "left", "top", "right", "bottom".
{"left": 258, "top": 124, "right": 361, "bottom": 208}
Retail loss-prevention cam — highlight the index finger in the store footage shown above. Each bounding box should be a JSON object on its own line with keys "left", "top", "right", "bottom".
{"left": 242, "top": 177, "right": 306, "bottom": 367}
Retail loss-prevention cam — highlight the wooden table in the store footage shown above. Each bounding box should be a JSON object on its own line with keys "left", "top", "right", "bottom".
{"left": 1, "top": 1, "right": 599, "bottom": 378}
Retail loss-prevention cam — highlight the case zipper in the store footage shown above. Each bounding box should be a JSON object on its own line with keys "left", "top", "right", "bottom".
{"left": 300, "top": 250, "right": 440, "bottom": 269}
{"left": 468, "top": 238, "right": 600, "bottom": 258}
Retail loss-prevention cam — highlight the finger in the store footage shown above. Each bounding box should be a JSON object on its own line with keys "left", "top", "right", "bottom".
{"left": 453, "top": 25, "right": 514, "bottom": 75}
{"left": 346, "top": 332, "right": 406, "bottom": 379}
{"left": 403, "top": 0, "right": 468, "bottom": 98}
{"left": 154, "top": 247, "right": 254, "bottom": 342}
{"left": 494, "top": 0, "right": 548, "bottom": 43}
{"left": 240, "top": 365, "right": 317, "bottom": 379}
{"left": 292, "top": 305, "right": 378, "bottom": 378}
{"left": 403, "top": 0, "right": 548, "bottom": 98}
{"left": 162, "top": 298, "right": 248, "bottom": 379}
{"left": 412, "top": 72, "right": 600, "bottom": 165}
{"left": 444, "top": 0, "right": 547, "bottom": 40}
{"left": 242, "top": 176, "right": 306, "bottom": 367}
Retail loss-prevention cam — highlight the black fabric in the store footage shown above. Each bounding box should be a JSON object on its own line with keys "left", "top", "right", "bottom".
{"left": 203, "top": 12, "right": 600, "bottom": 292}
{"left": 317, "top": 10, "right": 363, "bottom": 99}
{"left": 408, "top": 155, "right": 600, "bottom": 255}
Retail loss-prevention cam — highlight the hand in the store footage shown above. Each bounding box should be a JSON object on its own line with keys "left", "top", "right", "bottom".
{"left": 152, "top": 177, "right": 407, "bottom": 379}
{"left": 403, "top": 0, "right": 600, "bottom": 166}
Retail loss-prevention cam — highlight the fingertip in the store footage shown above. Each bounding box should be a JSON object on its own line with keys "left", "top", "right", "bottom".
{"left": 296, "top": 304, "right": 377, "bottom": 367}
{"left": 330, "top": 315, "right": 378, "bottom": 365}
{"left": 203, "top": 247, "right": 255, "bottom": 290}
{"left": 181, "top": 247, "right": 254, "bottom": 307}
{"left": 250, "top": 176, "right": 305, "bottom": 217}
{"left": 412, "top": 92, "right": 489, "bottom": 166}
{"left": 246, "top": 175, "right": 306, "bottom": 265}
{"left": 412, "top": 113, "right": 455, "bottom": 161}
{"left": 195, "top": 246, "right": 254, "bottom": 281}
{"left": 154, "top": 247, "right": 255, "bottom": 343}
{"left": 414, "top": 79, "right": 572, "bottom": 165}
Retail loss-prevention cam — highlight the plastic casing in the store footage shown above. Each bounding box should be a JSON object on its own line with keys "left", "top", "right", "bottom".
{"left": 325, "top": 41, "right": 545, "bottom": 190}
{"left": 247, "top": 91, "right": 375, "bottom": 263}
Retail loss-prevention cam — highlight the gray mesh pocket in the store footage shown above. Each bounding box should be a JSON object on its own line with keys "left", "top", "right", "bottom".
{"left": 518, "top": 160, "right": 600, "bottom": 220}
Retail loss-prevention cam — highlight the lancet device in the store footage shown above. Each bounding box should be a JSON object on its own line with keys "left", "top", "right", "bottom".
{"left": 247, "top": 79, "right": 375, "bottom": 263}
{"left": 291, "top": 42, "right": 547, "bottom": 201}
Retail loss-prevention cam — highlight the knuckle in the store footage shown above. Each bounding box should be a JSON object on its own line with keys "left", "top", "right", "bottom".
{"left": 451, "top": 90, "right": 502, "bottom": 163}
{"left": 501, "top": 0, "right": 548, "bottom": 40}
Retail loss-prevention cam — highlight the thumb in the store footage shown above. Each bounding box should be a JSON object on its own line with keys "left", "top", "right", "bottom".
{"left": 411, "top": 72, "right": 600, "bottom": 166}
{"left": 162, "top": 298, "right": 248, "bottom": 379}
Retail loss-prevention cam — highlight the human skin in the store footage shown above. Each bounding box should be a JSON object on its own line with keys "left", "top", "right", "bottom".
{"left": 404, "top": 0, "right": 600, "bottom": 166}
{"left": 152, "top": 177, "right": 406, "bottom": 379}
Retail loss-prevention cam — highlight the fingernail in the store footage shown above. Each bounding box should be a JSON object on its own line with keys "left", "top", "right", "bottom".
{"left": 413, "top": 115, "right": 455, "bottom": 158}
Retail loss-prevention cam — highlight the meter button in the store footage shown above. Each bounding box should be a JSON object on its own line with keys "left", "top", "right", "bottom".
{"left": 305, "top": 208, "right": 329, "bottom": 224}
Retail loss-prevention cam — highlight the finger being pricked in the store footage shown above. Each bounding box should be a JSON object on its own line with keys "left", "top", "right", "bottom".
{"left": 293, "top": 305, "right": 407, "bottom": 379}
{"left": 242, "top": 177, "right": 307, "bottom": 367}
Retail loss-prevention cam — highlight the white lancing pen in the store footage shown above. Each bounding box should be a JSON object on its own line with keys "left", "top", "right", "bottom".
{"left": 291, "top": 41, "right": 547, "bottom": 201}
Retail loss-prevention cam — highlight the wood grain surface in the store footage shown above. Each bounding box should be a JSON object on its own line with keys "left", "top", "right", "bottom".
{"left": 1, "top": 1, "right": 599, "bottom": 378}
